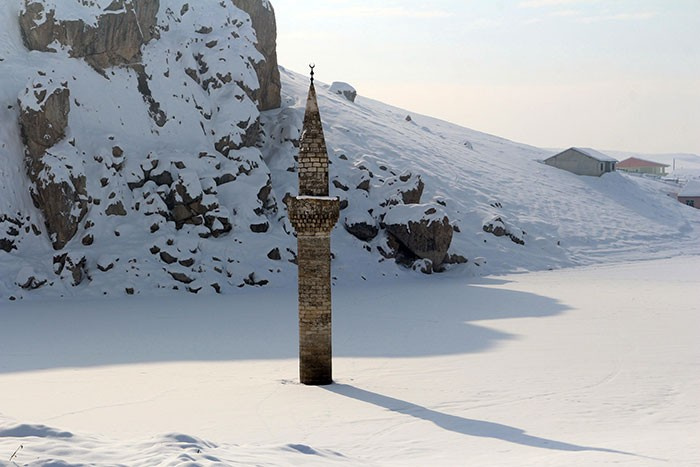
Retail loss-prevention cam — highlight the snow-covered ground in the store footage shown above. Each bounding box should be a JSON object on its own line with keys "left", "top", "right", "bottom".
{"left": 1, "top": 256, "right": 698, "bottom": 466}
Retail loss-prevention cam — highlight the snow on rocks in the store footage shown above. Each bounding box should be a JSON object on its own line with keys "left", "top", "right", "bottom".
{"left": 15, "top": 266, "right": 48, "bottom": 290}
{"left": 19, "top": 0, "right": 160, "bottom": 71}
{"left": 329, "top": 81, "right": 357, "bottom": 103}
{"left": 17, "top": 75, "right": 70, "bottom": 157}
{"left": 483, "top": 215, "right": 526, "bottom": 246}
{"left": 2, "top": 0, "right": 700, "bottom": 298}
{"left": 16, "top": 75, "right": 89, "bottom": 249}
{"left": 0, "top": 0, "right": 297, "bottom": 298}
{"left": 383, "top": 203, "right": 454, "bottom": 271}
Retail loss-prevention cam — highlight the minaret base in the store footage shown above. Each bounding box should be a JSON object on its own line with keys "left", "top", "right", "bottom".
{"left": 286, "top": 196, "right": 339, "bottom": 386}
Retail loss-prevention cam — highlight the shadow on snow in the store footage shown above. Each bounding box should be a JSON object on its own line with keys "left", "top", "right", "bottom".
{"left": 325, "top": 384, "right": 642, "bottom": 458}
{"left": 0, "top": 277, "right": 569, "bottom": 373}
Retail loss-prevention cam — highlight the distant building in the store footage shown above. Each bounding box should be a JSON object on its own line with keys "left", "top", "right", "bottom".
{"left": 677, "top": 180, "right": 700, "bottom": 209}
{"left": 544, "top": 147, "right": 617, "bottom": 177}
{"left": 616, "top": 157, "right": 669, "bottom": 175}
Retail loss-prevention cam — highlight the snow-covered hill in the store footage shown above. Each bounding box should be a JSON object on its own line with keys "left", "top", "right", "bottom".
{"left": 1, "top": 1, "right": 699, "bottom": 301}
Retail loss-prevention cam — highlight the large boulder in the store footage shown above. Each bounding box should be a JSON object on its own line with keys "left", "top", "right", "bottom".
{"left": 383, "top": 204, "right": 453, "bottom": 266}
{"left": 19, "top": 0, "right": 160, "bottom": 72}
{"left": 232, "top": 0, "right": 281, "bottom": 110}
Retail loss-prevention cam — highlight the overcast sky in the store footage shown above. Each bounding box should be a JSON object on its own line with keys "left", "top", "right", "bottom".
{"left": 271, "top": 0, "right": 699, "bottom": 155}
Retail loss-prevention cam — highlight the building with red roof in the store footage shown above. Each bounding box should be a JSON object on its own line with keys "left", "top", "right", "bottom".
{"left": 616, "top": 157, "right": 669, "bottom": 175}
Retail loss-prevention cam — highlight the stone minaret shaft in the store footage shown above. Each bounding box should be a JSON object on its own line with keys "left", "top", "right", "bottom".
{"left": 285, "top": 70, "right": 339, "bottom": 385}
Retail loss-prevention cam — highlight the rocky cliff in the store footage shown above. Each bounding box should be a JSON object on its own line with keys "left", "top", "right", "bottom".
{"left": 232, "top": 0, "right": 281, "bottom": 110}
{"left": 0, "top": 0, "right": 465, "bottom": 299}
{"left": 19, "top": 0, "right": 160, "bottom": 72}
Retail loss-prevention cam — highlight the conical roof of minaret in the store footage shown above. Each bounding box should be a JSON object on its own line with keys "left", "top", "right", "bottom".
{"left": 301, "top": 81, "right": 327, "bottom": 158}
{"left": 297, "top": 72, "right": 329, "bottom": 196}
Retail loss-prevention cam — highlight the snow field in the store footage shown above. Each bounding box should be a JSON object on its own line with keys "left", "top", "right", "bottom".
{"left": 1, "top": 256, "right": 698, "bottom": 466}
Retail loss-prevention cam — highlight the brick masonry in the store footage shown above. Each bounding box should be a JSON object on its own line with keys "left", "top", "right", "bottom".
{"left": 285, "top": 78, "right": 340, "bottom": 385}
{"left": 298, "top": 83, "right": 329, "bottom": 197}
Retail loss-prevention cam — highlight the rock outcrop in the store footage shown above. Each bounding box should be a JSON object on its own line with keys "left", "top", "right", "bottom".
{"left": 383, "top": 205, "right": 454, "bottom": 267}
{"left": 19, "top": 0, "right": 160, "bottom": 72}
{"left": 329, "top": 82, "right": 357, "bottom": 103}
{"left": 232, "top": 0, "right": 281, "bottom": 110}
{"left": 18, "top": 77, "right": 88, "bottom": 250}
{"left": 344, "top": 219, "right": 379, "bottom": 242}
{"left": 18, "top": 78, "right": 70, "bottom": 160}
{"left": 483, "top": 215, "right": 525, "bottom": 245}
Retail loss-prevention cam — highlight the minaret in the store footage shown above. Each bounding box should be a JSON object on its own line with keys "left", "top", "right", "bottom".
{"left": 285, "top": 66, "right": 340, "bottom": 385}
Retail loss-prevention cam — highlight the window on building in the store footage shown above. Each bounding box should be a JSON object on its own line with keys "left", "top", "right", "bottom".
{"left": 686, "top": 200, "right": 695, "bottom": 207}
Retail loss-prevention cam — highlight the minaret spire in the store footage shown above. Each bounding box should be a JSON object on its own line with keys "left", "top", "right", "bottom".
{"left": 284, "top": 65, "right": 340, "bottom": 385}
{"left": 298, "top": 64, "right": 329, "bottom": 197}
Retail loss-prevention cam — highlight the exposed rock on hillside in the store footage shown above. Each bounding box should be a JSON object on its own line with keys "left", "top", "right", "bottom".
{"left": 19, "top": 0, "right": 160, "bottom": 72}
{"left": 344, "top": 218, "right": 378, "bottom": 242}
{"left": 330, "top": 82, "right": 357, "bottom": 103}
{"left": 232, "top": 0, "right": 281, "bottom": 110}
{"left": 383, "top": 204, "right": 454, "bottom": 268}
{"left": 18, "top": 77, "right": 69, "bottom": 160}
{"left": 0, "top": 1, "right": 475, "bottom": 299}
{"left": 483, "top": 215, "right": 525, "bottom": 246}
{"left": 4, "top": 1, "right": 282, "bottom": 270}
{"left": 18, "top": 77, "right": 88, "bottom": 250}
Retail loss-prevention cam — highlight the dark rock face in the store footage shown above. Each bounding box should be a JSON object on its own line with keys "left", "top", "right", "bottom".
{"left": 384, "top": 210, "right": 454, "bottom": 266}
{"left": 18, "top": 78, "right": 88, "bottom": 250}
{"left": 19, "top": 0, "right": 160, "bottom": 72}
{"left": 231, "top": 0, "right": 281, "bottom": 110}
{"left": 267, "top": 247, "right": 281, "bottom": 260}
{"left": 18, "top": 81, "right": 70, "bottom": 160}
{"left": 31, "top": 175, "right": 89, "bottom": 249}
{"left": 344, "top": 220, "right": 378, "bottom": 242}
{"left": 400, "top": 176, "right": 424, "bottom": 204}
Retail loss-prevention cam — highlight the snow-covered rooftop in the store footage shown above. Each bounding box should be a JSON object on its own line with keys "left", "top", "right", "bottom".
{"left": 678, "top": 180, "right": 700, "bottom": 197}
{"left": 571, "top": 147, "right": 618, "bottom": 162}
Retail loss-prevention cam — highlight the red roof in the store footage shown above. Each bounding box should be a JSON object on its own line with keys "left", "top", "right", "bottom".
{"left": 617, "top": 157, "right": 669, "bottom": 169}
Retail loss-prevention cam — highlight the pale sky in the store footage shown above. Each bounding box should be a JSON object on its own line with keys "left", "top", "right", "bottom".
{"left": 272, "top": 0, "right": 700, "bottom": 155}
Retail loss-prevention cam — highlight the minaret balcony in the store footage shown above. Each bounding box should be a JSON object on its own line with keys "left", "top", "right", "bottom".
{"left": 285, "top": 195, "right": 340, "bottom": 236}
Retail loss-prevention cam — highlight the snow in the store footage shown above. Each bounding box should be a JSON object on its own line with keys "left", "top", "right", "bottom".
{"left": 1, "top": 2, "right": 700, "bottom": 464}
{"left": 2, "top": 0, "right": 700, "bottom": 298}
{"left": 329, "top": 82, "right": 356, "bottom": 94}
{"left": 679, "top": 180, "right": 700, "bottom": 197}
{"left": 0, "top": 256, "right": 698, "bottom": 465}
{"left": 571, "top": 147, "right": 618, "bottom": 162}
{"left": 22, "top": 0, "right": 112, "bottom": 28}
{"left": 296, "top": 195, "right": 339, "bottom": 202}
{"left": 383, "top": 203, "right": 447, "bottom": 225}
